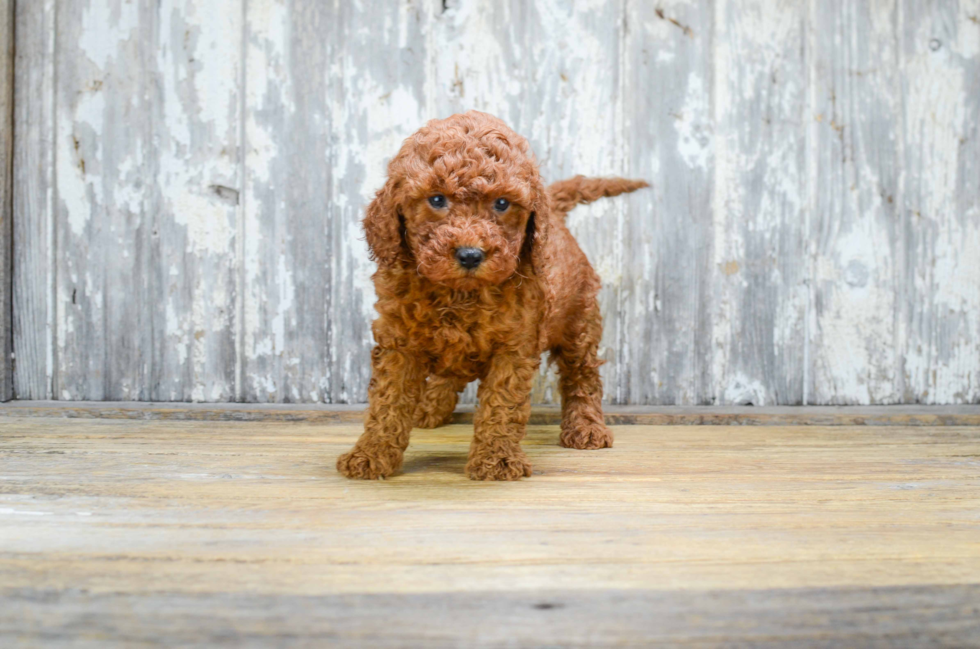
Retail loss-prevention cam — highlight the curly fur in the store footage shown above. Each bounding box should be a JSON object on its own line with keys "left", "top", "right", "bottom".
{"left": 337, "top": 111, "right": 648, "bottom": 481}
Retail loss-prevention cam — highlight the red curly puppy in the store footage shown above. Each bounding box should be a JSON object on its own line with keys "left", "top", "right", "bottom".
{"left": 337, "top": 111, "right": 647, "bottom": 481}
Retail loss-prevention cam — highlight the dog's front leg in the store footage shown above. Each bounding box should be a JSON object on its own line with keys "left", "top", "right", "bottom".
{"left": 337, "top": 346, "right": 425, "bottom": 479}
{"left": 466, "top": 352, "right": 537, "bottom": 481}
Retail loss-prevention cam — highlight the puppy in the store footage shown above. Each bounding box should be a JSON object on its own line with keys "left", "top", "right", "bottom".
{"left": 337, "top": 111, "right": 647, "bottom": 480}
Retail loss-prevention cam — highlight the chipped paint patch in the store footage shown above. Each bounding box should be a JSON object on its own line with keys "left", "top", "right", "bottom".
{"left": 724, "top": 372, "right": 768, "bottom": 406}
{"left": 675, "top": 73, "right": 712, "bottom": 170}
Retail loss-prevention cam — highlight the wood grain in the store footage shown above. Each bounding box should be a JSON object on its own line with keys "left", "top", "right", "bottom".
{"left": 809, "top": 0, "right": 905, "bottom": 405}
{"left": 622, "top": 0, "right": 714, "bottom": 405}
{"left": 12, "top": 0, "right": 56, "bottom": 400}
{"left": 712, "top": 0, "right": 808, "bottom": 406}
{"left": 4, "top": 586, "right": 980, "bottom": 648}
{"left": 51, "top": 1, "right": 242, "bottom": 401}
{"left": 899, "top": 0, "right": 980, "bottom": 403}
{"left": 1, "top": 416, "right": 979, "bottom": 645}
{"left": 10, "top": 1, "right": 980, "bottom": 405}
{"left": 0, "top": 0, "right": 12, "bottom": 401}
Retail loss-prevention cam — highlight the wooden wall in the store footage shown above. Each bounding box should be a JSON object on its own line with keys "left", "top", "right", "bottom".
{"left": 0, "top": 0, "right": 11, "bottom": 402}
{"left": 11, "top": 0, "right": 980, "bottom": 405}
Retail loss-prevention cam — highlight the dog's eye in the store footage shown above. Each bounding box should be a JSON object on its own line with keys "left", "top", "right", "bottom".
{"left": 493, "top": 198, "right": 510, "bottom": 212}
{"left": 428, "top": 195, "right": 447, "bottom": 209}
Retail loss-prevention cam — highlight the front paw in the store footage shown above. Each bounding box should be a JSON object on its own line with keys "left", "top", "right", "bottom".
{"left": 466, "top": 449, "right": 533, "bottom": 481}
{"left": 336, "top": 445, "right": 402, "bottom": 479}
{"left": 560, "top": 421, "right": 614, "bottom": 450}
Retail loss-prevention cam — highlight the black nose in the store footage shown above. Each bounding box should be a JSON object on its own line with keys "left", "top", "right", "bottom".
{"left": 455, "top": 247, "right": 485, "bottom": 269}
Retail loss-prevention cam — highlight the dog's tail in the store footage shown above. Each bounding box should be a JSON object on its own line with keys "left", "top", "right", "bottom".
{"left": 547, "top": 175, "right": 649, "bottom": 216}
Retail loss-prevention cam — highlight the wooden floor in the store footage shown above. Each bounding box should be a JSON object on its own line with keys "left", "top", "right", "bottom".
{"left": 1, "top": 413, "right": 979, "bottom": 647}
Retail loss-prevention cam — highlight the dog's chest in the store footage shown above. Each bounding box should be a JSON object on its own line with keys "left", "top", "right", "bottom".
{"left": 410, "top": 296, "right": 533, "bottom": 376}
{"left": 416, "top": 307, "right": 496, "bottom": 372}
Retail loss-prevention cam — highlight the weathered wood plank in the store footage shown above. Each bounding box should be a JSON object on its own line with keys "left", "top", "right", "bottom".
{"left": 10, "top": 2, "right": 980, "bottom": 406}
{"left": 899, "top": 0, "right": 980, "bottom": 403}
{"left": 623, "top": 0, "right": 714, "bottom": 404}
{"left": 1, "top": 417, "right": 979, "bottom": 644}
{"left": 0, "top": 0, "right": 12, "bottom": 401}
{"left": 242, "top": 0, "right": 429, "bottom": 403}
{"left": 54, "top": 1, "right": 243, "bottom": 401}
{"left": 242, "top": 0, "right": 333, "bottom": 403}
{"left": 2, "top": 401, "right": 980, "bottom": 426}
{"left": 147, "top": 0, "right": 243, "bottom": 402}
{"left": 808, "top": 0, "right": 905, "bottom": 404}
{"left": 30, "top": 1, "right": 243, "bottom": 401}
{"left": 4, "top": 585, "right": 980, "bottom": 648}
{"left": 711, "top": 1, "right": 808, "bottom": 405}
{"left": 53, "top": 0, "right": 143, "bottom": 400}
{"left": 12, "top": 0, "right": 57, "bottom": 399}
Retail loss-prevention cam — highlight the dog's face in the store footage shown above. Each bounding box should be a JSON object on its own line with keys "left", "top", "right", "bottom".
{"left": 402, "top": 155, "right": 536, "bottom": 290}
{"left": 364, "top": 112, "right": 547, "bottom": 290}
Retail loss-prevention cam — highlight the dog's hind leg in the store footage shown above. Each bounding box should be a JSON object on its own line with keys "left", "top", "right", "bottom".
{"left": 555, "top": 298, "right": 614, "bottom": 450}
{"left": 415, "top": 376, "right": 467, "bottom": 428}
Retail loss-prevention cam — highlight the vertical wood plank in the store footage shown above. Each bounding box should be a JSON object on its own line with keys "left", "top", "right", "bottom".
{"left": 899, "top": 0, "right": 980, "bottom": 403}
{"left": 0, "top": 0, "right": 12, "bottom": 401}
{"left": 242, "top": 0, "right": 429, "bottom": 403}
{"left": 52, "top": 0, "right": 242, "bottom": 400}
{"left": 711, "top": 1, "right": 808, "bottom": 405}
{"left": 12, "top": 0, "right": 56, "bottom": 399}
{"left": 428, "top": 0, "right": 526, "bottom": 126}
{"left": 809, "top": 0, "right": 904, "bottom": 404}
{"left": 146, "top": 0, "right": 242, "bottom": 401}
{"left": 622, "top": 0, "right": 714, "bottom": 404}
{"left": 242, "top": 0, "right": 329, "bottom": 403}
{"left": 53, "top": 0, "right": 143, "bottom": 400}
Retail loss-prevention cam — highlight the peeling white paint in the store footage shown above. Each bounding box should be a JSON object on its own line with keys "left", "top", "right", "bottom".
{"left": 814, "top": 222, "right": 899, "bottom": 403}
{"left": 724, "top": 372, "right": 768, "bottom": 406}
{"left": 434, "top": 0, "right": 524, "bottom": 117}
{"left": 675, "top": 73, "right": 712, "bottom": 170}
{"left": 272, "top": 252, "right": 294, "bottom": 356}
{"left": 79, "top": 1, "right": 138, "bottom": 70}
{"left": 59, "top": 92, "right": 104, "bottom": 236}
{"left": 960, "top": 12, "right": 980, "bottom": 59}
{"left": 903, "top": 22, "right": 978, "bottom": 402}
{"left": 711, "top": 0, "right": 807, "bottom": 404}
{"left": 14, "top": 0, "right": 980, "bottom": 405}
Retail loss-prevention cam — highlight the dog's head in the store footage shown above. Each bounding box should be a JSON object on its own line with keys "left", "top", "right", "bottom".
{"left": 363, "top": 111, "right": 549, "bottom": 290}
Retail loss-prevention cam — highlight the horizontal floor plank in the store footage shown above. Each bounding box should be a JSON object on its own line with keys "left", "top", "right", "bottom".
{"left": 3, "top": 585, "right": 979, "bottom": 648}
{"left": 1, "top": 417, "right": 978, "bottom": 645}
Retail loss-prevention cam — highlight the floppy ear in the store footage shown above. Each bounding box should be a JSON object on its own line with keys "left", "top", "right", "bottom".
{"left": 362, "top": 179, "right": 406, "bottom": 268}
{"left": 525, "top": 179, "right": 559, "bottom": 350}
{"left": 524, "top": 177, "right": 554, "bottom": 277}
